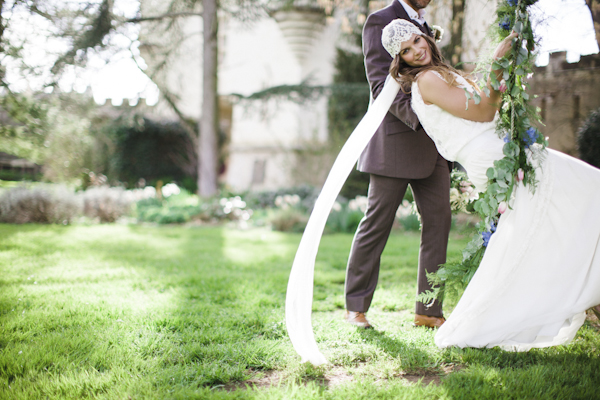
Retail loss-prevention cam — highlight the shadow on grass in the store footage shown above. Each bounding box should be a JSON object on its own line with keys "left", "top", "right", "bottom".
{"left": 358, "top": 328, "right": 440, "bottom": 372}
{"left": 439, "top": 345, "right": 600, "bottom": 399}
{"left": 65, "top": 225, "right": 300, "bottom": 389}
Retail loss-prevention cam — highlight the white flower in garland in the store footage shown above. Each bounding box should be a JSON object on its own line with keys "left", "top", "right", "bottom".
{"left": 431, "top": 25, "right": 444, "bottom": 43}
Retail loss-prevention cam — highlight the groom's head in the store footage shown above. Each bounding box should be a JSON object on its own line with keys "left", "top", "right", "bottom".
{"left": 405, "top": 0, "right": 431, "bottom": 10}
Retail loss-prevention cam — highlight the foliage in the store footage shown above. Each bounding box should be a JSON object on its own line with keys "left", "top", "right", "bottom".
{"left": 0, "top": 167, "right": 41, "bottom": 182}
{"left": 419, "top": 0, "right": 547, "bottom": 304}
{"left": 0, "top": 92, "right": 50, "bottom": 163}
{"left": 577, "top": 107, "right": 600, "bottom": 168}
{"left": 325, "top": 198, "right": 365, "bottom": 234}
{"left": 268, "top": 206, "right": 309, "bottom": 232}
{"left": 1, "top": 224, "right": 599, "bottom": 398}
{"left": 0, "top": 185, "right": 81, "bottom": 224}
{"left": 111, "top": 117, "right": 198, "bottom": 192}
{"left": 243, "top": 185, "right": 319, "bottom": 211}
{"left": 134, "top": 189, "right": 252, "bottom": 225}
{"left": 0, "top": 90, "right": 120, "bottom": 185}
{"left": 81, "top": 186, "right": 133, "bottom": 223}
{"left": 328, "top": 45, "right": 371, "bottom": 199}
{"left": 0, "top": 183, "right": 157, "bottom": 224}
{"left": 266, "top": 194, "right": 309, "bottom": 232}
{"left": 40, "top": 94, "right": 100, "bottom": 184}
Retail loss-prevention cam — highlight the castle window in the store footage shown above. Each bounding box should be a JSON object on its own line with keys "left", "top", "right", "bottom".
{"left": 252, "top": 159, "right": 266, "bottom": 185}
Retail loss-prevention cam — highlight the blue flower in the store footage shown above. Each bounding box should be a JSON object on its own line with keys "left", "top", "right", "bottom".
{"left": 481, "top": 221, "right": 497, "bottom": 247}
{"left": 522, "top": 127, "right": 538, "bottom": 148}
{"left": 499, "top": 17, "right": 511, "bottom": 30}
{"left": 482, "top": 231, "right": 492, "bottom": 247}
{"left": 507, "top": 0, "right": 518, "bottom": 6}
{"left": 503, "top": 131, "right": 511, "bottom": 143}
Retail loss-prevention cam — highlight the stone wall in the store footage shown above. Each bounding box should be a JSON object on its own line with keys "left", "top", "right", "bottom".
{"left": 529, "top": 52, "right": 600, "bottom": 156}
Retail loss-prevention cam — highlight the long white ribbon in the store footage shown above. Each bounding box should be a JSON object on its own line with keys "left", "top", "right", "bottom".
{"left": 285, "top": 76, "right": 402, "bottom": 365}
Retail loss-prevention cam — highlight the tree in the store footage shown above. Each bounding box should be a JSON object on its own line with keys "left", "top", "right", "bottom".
{"left": 199, "top": 0, "right": 218, "bottom": 196}
{"left": 0, "top": 0, "right": 127, "bottom": 164}
{"left": 442, "top": 0, "right": 465, "bottom": 67}
{"left": 0, "top": 0, "right": 264, "bottom": 193}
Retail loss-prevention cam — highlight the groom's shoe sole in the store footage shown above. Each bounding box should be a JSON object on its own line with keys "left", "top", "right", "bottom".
{"left": 414, "top": 314, "right": 445, "bottom": 328}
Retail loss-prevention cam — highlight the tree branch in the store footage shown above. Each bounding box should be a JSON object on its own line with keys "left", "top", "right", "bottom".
{"left": 124, "top": 12, "right": 202, "bottom": 24}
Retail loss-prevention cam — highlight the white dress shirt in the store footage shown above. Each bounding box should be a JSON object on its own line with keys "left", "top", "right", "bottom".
{"left": 398, "top": 0, "right": 427, "bottom": 25}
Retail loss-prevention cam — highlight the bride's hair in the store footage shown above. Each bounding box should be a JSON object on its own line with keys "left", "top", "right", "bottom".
{"left": 389, "top": 35, "right": 475, "bottom": 93}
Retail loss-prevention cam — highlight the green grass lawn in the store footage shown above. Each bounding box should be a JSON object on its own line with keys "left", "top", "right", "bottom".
{"left": 0, "top": 224, "right": 599, "bottom": 399}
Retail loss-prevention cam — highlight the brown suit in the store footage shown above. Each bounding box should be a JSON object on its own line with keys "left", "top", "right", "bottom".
{"left": 345, "top": 0, "right": 451, "bottom": 317}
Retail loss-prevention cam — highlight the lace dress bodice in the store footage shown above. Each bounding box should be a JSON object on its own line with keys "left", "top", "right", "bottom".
{"left": 411, "top": 73, "right": 505, "bottom": 192}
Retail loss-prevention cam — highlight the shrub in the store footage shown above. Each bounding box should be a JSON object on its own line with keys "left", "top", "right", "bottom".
{"left": 134, "top": 189, "right": 252, "bottom": 225}
{"left": 326, "top": 202, "right": 365, "bottom": 233}
{"left": 577, "top": 107, "right": 600, "bottom": 168}
{"left": 0, "top": 185, "right": 81, "bottom": 224}
{"left": 81, "top": 186, "right": 132, "bottom": 223}
{"left": 395, "top": 199, "right": 420, "bottom": 231}
{"left": 267, "top": 207, "right": 308, "bottom": 232}
{"left": 111, "top": 118, "right": 199, "bottom": 191}
{"left": 243, "top": 185, "right": 319, "bottom": 212}
{"left": 135, "top": 190, "right": 198, "bottom": 224}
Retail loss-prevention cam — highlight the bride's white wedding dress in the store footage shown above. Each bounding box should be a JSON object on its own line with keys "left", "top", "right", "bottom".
{"left": 412, "top": 73, "right": 600, "bottom": 350}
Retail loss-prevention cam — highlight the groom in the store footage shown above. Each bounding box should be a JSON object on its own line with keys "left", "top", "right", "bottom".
{"left": 344, "top": 0, "right": 451, "bottom": 328}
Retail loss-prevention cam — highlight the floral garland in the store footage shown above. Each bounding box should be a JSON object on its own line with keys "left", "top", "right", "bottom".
{"left": 418, "top": 0, "right": 547, "bottom": 304}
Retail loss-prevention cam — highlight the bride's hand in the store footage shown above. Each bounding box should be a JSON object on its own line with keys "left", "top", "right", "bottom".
{"left": 492, "top": 31, "right": 519, "bottom": 61}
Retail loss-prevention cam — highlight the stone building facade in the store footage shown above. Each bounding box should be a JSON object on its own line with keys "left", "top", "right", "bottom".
{"left": 529, "top": 52, "right": 600, "bottom": 156}
{"left": 137, "top": 0, "right": 597, "bottom": 191}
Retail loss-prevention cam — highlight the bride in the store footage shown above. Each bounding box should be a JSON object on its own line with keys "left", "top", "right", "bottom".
{"left": 383, "top": 18, "right": 600, "bottom": 350}
{"left": 285, "top": 18, "right": 600, "bottom": 364}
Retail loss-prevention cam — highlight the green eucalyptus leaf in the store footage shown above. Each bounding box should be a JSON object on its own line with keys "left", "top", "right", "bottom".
{"left": 514, "top": 21, "right": 523, "bottom": 33}
{"left": 490, "top": 73, "right": 500, "bottom": 90}
{"left": 481, "top": 202, "right": 491, "bottom": 216}
{"left": 496, "top": 169, "right": 506, "bottom": 181}
{"left": 489, "top": 197, "right": 499, "bottom": 210}
{"left": 464, "top": 89, "right": 471, "bottom": 110}
{"left": 473, "top": 200, "right": 482, "bottom": 214}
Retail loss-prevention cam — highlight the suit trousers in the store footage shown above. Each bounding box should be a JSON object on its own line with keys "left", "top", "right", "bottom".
{"left": 345, "top": 154, "right": 451, "bottom": 317}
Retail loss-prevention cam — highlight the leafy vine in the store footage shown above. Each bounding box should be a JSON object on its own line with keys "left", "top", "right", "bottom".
{"left": 418, "top": 0, "right": 548, "bottom": 305}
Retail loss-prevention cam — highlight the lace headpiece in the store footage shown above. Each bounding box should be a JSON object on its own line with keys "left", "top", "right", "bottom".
{"left": 382, "top": 19, "right": 423, "bottom": 58}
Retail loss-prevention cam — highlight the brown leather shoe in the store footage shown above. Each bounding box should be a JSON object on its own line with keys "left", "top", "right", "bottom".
{"left": 344, "top": 310, "right": 373, "bottom": 329}
{"left": 414, "top": 314, "right": 446, "bottom": 328}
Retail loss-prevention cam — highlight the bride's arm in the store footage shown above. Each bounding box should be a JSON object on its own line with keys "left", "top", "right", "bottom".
{"left": 418, "top": 32, "right": 518, "bottom": 123}
{"left": 417, "top": 72, "right": 499, "bottom": 122}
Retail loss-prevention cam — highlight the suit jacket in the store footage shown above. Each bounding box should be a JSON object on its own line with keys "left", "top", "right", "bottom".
{"left": 357, "top": 0, "right": 441, "bottom": 179}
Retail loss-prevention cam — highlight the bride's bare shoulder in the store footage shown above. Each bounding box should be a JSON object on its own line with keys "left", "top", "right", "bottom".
{"left": 416, "top": 70, "right": 447, "bottom": 86}
{"left": 416, "top": 70, "right": 450, "bottom": 97}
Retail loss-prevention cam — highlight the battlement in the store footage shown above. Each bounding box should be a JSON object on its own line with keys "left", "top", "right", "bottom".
{"left": 534, "top": 51, "right": 600, "bottom": 74}
{"left": 98, "top": 98, "right": 155, "bottom": 108}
